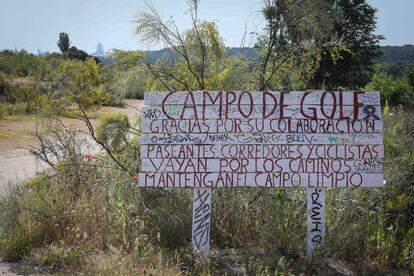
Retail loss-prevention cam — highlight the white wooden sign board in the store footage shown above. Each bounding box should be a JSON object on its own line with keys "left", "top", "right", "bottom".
{"left": 137, "top": 91, "right": 384, "bottom": 258}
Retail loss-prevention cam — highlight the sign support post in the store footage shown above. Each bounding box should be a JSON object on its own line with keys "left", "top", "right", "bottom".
{"left": 191, "top": 188, "right": 212, "bottom": 258}
{"left": 307, "top": 187, "right": 326, "bottom": 256}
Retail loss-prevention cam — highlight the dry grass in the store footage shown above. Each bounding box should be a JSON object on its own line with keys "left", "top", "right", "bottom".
{"left": 83, "top": 251, "right": 184, "bottom": 275}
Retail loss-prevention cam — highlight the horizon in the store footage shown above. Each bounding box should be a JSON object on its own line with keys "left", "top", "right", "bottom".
{"left": 1, "top": 0, "right": 413, "bottom": 54}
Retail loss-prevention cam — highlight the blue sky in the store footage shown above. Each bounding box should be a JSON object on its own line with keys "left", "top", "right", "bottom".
{"left": 0, "top": 0, "right": 412, "bottom": 54}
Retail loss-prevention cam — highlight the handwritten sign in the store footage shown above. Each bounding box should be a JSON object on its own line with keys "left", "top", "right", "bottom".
{"left": 137, "top": 90, "right": 384, "bottom": 257}
{"left": 139, "top": 91, "right": 384, "bottom": 189}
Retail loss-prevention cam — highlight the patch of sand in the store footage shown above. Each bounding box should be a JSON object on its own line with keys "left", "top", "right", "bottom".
{"left": 0, "top": 100, "right": 144, "bottom": 190}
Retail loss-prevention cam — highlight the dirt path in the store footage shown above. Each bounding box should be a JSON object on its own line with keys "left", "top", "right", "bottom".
{"left": 0, "top": 99, "right": 144, "bottom": 192}
{"left": 0, "top": 261, "right": 18, "bottom": 275}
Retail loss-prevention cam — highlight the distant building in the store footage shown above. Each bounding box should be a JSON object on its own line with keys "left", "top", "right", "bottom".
{"left": 91, "top": 43, "right": 106, "bottom": 58}
{"left": 96, "top": 43, "right": 103, "bottom": 54}
{"left": 37, "top": 49, "right": 49, "bottom": 56}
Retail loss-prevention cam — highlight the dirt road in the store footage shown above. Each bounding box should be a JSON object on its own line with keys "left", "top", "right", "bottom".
{"left": 0, "top": 100, "right": 144, "bottom": 192}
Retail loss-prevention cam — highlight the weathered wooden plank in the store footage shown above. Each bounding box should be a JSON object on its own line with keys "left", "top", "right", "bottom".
{"left": 141, "top": 158, "right": 383, "bottom": 173}
{"left": 192, "top": 188, "right": 211, "bottom": 257}
{"left": 144, "top": 91, "right": 381, "bottom": 106}
{"left": 141, "top": 104, "right": 382, "bottom": 121}
{"left": 140, "top": 144, "right": 384, "bottom": 159}
{"left": 307, "top": 188, "right": 326, "bottom": 256}
{"left": 142, "top": 118, "right": 383, "bottom": 134}
{"left": 140, "top": 133, "right": 383, "bottom": 145}
{"left": 137, "top": 172, "right": 384, "bottom": 188}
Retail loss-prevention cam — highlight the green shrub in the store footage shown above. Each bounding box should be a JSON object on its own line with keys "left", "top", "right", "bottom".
{"left": 32, "top": 243, "right": 81, "bottom": 270}
{"left": 323, "top": 109, "right": 414, "bottom": 270}
{"left": 0, "top": 229, "right": 39, "bottom": 261}
{"left": 0, "top": 50, "right": 45, "bottom": 77}
{"left": 366, "top": 73, "right": 414, "bottom": 107}
{"left": 96, "top": 113, "right": 130, "bottom": 152}
{"left": 0, "top": 184, "right": 50, "bottom": 261}
{"left": 5, "top": 103, "right": 27, "bottom": 116}
{"left": 101, "top": 90, "right": 124, "bottom": 107}
{"left": 0, "top": 103, "right": 6, "bottom": 119}
{"left": 10, "top": 86, "right": 47, "bottom": 114}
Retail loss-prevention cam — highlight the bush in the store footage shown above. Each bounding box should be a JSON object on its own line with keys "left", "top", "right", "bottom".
{"left": 0, "top": 50, "right": 44, "bottom": 77}
{"left": 0, "top": 183, "right": 53, "bottom": 261}
{"left": 31, "top": 243, "right": 81, "bottom": 270}
{"left": 0, "top": 103, "right": 6, "bottom": 119}
{"left": 0, "top": 73, "right": 16, "bottom": 100}
{"left": 5, "top": 103, "right": 27, "bottom": 116}
{"left": 13, "top": 86, "right": 47, "bottom": 114}
{"left": 96, "top": 113, "right": 130, "bottom": 152}
{"left": 366, "top": 72, "right": 414, "bottom": 107}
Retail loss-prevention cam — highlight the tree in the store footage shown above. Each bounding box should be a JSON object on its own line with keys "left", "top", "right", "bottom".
{"left": 309, "top": 0, "right": 383, "bottom": 89}
{"left": 65, "top": 46, "right": 89, "bottom": 61}
{"left": 105, "top": 49, "right": 150, "bottom": 100}
{"left": 256, "top": 0, "right": 339, "bottom": 90}
{"left": 57, "top": 33, "right": 99, "bottom": 63}
{"left": 57, "top": 32, "right": 70, "bottom": 54}
{"left": 134, "top": 0, "right": 227, "bottom": 90}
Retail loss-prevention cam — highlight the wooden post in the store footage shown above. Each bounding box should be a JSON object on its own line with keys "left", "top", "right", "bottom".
{"left": 191, "top": 188, "right": 212, "bottom": 258}
{"left": 307, "top": 187, "right": 326, "bottom": 256}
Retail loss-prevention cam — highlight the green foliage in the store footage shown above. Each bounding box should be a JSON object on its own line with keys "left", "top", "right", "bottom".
{"left": 111, "top": 49, "right": 146, "bottom": 71}
{"left": 0, "top": 73, "right": 16, "bottom": 97}
{"left": 104, "top": 50, "right": 150, "bottom": 100}
{"left": 56, "top": 32, "right": 98, "bottom": 62}
{"left": 383, "top": 100, "right": 390, "bottom": 117}
{"left": 375, "top": 63, "right": 414, "bottom": 79}
{"left": 212, "top": 189, "right": 305, "bottom": 252}
{"left": 0, "top": 229, "right": 40, "bottom": 261}
{"left": 0, "top": 181, "right": 57, "bottom": 261}
{"left": 323, "top": 110, "right": 414, "bottom": 270}
{"left": 135, "top": 2, "right": 230, "bottom": 90}
{"left": 3, "top": 103, "right": 28, "bottom": 116}
{"left": 0, "top": 50, "right": 48, "bottom": 77}
{"left": 60, "top": 58, "right": 99, "bottom": 87}
{"left": 366, "top": 73, "right": 412, "bottom": 106}
{"left": 378, "top": 45, "right": 414, "bottom": 65}
{"left": 310, "top": 0, "right": 383, "bottom": 89}
{"left": 96, "top": 113, "right": 130, "bottom": 152}
{"left": 0, "top": 75, "right": 47, "bottom": 115}
{"left": 0, "top": 50, "right": 120, "bottom": 118}
{"left": 211, "top": 55, "right": 256, "bottom": 90}
{"left": 0, "top": 103, "right": 5, "bottom": 119}
{"left": 65, "top": 46, "right": 89, "bottom": 61}
{"left": 57, "top": 32, "right": 70, "bottom": 54}
{"left": 13, "top": 86, "right": 47, "bottom": 114}
{"left": 32, "top": 243, "right": 81, "bottom": 270}
{"left": 365, "top": 64, "right": 414, "bottom": 107}
{"left": 53, "top": 58, "right": 105, "bottom": 110}
{"left": 256, "top": 0, "right": 337, "bottom": 90}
